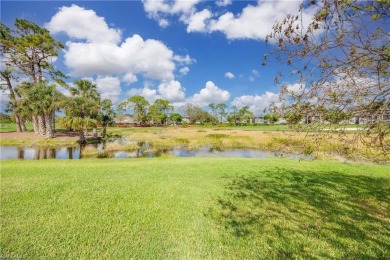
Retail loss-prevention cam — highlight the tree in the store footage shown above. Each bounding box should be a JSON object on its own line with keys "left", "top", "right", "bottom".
{"left": 284, "top": 113, "right": 304, "bottom": 125}
{"left": 1, "top": 19, "right": 66, "bottom": 133}
{"left": 324, "top": 107, "right": 351, "bottom": 124}
{"left": 229, "top": 105, "right": 238, "bottom": 126}
{"left": 60, "top": 80, "right": 100, "bottom": 143}
{"left": 264, "top": 113, "right": 279, "bottom": 125}
{"left": 265, "top": 0, "right": 390, "bottom": 152}
{"left": 148, "top": 99, "right": 173, "bottom": 124}
{"left": 238, "top": 106, "right": 253, "bottom": 125}
{"left": 99, "top": 99, "right": 115, "bottom": 137}
{"left": 216, "top": 103, "right": 228, "bottom": 123}
{"left": 208, "top": 103, "right": 218, "bottom": 125}
{"left": 17, "top": 82, "right": 64, "bottom": 138}
{"left": 118, "top": 95, "right": 150, "bottom": 124}
{"left": 170, "top": 113, "right": 182, "bottom": 125}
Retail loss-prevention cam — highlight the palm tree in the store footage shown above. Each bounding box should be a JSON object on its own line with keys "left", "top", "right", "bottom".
{"left": 17, "top": 82, "right": 63, "bottom": 137}
{"left": 61, "top": 79, "right": 100, "bottom": 142}
{"left": 99, "top": 99, "right": 115, "bottom": 137}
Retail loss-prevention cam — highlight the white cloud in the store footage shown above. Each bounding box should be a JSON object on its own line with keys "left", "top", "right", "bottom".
{"left": 179, "top": 66, "right": 190, "bottom": 75}
{"left": 286, "top": 83, "right": 305, "bottom": 94}
{"left": 143, "top": 0, "right": 202, "bottom": 27}
{"left": 173, "top": 54, "right": 195, "bottom": 65}
{"left": 184, "top": 9, "right": 212, "bottom": 33}
{"left": 95, "top": 76, "right": 121, "bottom": 104}
{"left": 144, "top": 0, "right": 319, "bottom": 41}
{"left": 46, "top": 4, "right": 121, "bottom": 43}
{"left": 232, "top": 92, "right": 280, "bottom": 114}
{"left": 216, "top": 0, "right": 232, "bottom": 7}
{"left": 158, "top": 18, "right": 170, "bottom": 28}
{"left": 208, "top": 1, "right": 319, "bottom": 40}
{"left": 122, "top": 73, "right": 138, "bottom": 85}
{"left": 126, "top": 84, "right": 160, "bottom": 104}
{"left": 189, "top": 81, "right": 230, "bottom": 107}
{"left": 47, "top": 5, "right": 196, "bottom": 82}
{"left": 225, "top": 72, "right": 235, "bottom": 79}
{"left": 126, "top": 80, "right": 186, "bottom": 104}
{"left": 63, "top": 34, "right": 175, "bottom": 81}
{"left": 158, "top": 80, "right": 186, "bottom": 102}
{"left": 143, "top": 0, "right": 201, "bottom": 15}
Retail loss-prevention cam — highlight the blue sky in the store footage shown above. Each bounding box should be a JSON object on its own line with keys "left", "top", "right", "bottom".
{"left": 1, "top": 0, "right": 318, "bottom": 113}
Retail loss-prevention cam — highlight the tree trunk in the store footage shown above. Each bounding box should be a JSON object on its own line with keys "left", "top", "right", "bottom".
{"left": 37, "top": 114, "right": 46, "bottom": 136}
{"left": 2, "top": 72, "right": 25, "bottom": 132}
{"left": 93, "top": 128, "right": 98, "bottom": 138}
{"left": 14, "top": 113, "right": 23, "bottom": 132}
{"left": 20, "top": 118, "right": 27, "bottom": 131}
{"left": 45, "top": 113, "right": 54, "bottom": 138}
{"left": 32, "top": 115, "right": 39, "bottom": 134}
{"left": 52, "top": 111, "right": 56, "bottom": 132}
{"left": 102, "top": 125, "right": 107, "bottom": 137}
{"left": 79, "top": 131, "right": 86, "bottom": 144}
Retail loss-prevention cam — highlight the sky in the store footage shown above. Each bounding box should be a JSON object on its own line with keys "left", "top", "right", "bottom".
{"left": 1, "top": 0, "right": 319, "bottom": 114}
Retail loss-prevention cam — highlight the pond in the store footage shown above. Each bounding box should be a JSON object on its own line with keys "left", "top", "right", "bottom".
{"left": 0, "top": 140, "right": 312, "bottom": 160}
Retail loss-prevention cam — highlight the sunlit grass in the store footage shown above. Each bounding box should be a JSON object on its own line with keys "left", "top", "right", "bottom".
{"left": 1, "top": 158, "right": 389, "bottom": 258}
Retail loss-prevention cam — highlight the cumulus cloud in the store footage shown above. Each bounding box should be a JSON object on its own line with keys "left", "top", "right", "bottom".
{"left": 125, "top": 80, "right": 186, "bottom": 104}
{"left": 61, "top": 34, "right": 176, "bottom": 81}
{"left": 232, "top": 92, "right": 280, "bottom": 114}
{"left": 95, "top": 76, "right": 121, "bottom": 104}
{"left": 216, "top": 0, "right": 232, "bottom": 7}
{"left": 47, "top": 5, "right": 194, "bottom": 83}
{"left": 179, "top": 66, "right": 190, "bottom": 75}
{"left": 208, "top": 1, "right": 319, "bottom": 40}
{"left": 189, "top": 81, "right": 230, "bottom": 107}
{"left": 173, "top": 54, "right": 196, "bottom": 65}
{"left": 126, "top": 84, "right": 160, "bottom": 104}
{"left": 225, "top": 72, "right": 235, "bottom": 79}
{"left": 122, "top": 73, "right": 138, "bottom": 85}
{"left": 158, "top": 80, "right": 186, "bottom": 102}
{"left": 183, "top": 9, "right": 212, "bottom": 33}
{"left": 143, "top": 0, "right": 319, "bottom": 41}
{"left": 46, "top": 5, "right": 121, "bottom": 43}
{"left": 143, "top": 0, "right": 201, "bottom": 27}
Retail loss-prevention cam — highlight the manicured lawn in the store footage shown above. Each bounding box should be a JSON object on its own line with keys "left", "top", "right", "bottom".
{"left": 1, "top": 158, "right": 389, "bottom": 259}
{"left": 0, "top": 123, "right": 33, "bottom": 132}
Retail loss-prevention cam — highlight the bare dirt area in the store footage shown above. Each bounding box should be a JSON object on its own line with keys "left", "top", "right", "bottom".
{"left": 0, "top": 130, "right": 86, "bottom": 142}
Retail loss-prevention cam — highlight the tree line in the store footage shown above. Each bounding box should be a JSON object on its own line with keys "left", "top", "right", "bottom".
{"left": 1, "top": 19, "right": 115, "bottom": 142}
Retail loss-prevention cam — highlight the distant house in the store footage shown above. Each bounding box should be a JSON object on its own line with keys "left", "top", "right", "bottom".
{"left": 182, "top": 116, "right": 190, "bottom": 123}
{"left": 250, "top": 115, "right": 267, "bottom": 124}
{"left": 115, "top": 115, "right": 136, "bottom": 127}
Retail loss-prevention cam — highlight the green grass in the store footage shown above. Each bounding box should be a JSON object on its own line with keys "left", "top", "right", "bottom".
{"left": 0, "top": 123, "right": 33, "bottom": 132}
{"left": 1, "top": 158, "right": 389, "bottom": 259}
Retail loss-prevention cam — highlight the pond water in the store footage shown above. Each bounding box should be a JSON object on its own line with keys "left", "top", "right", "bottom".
{"left": 0, "top": 140, "right": 312, "bottom": 160}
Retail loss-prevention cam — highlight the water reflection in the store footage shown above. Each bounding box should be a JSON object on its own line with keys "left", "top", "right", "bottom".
{"left": 1, "top": 146, "right": 80, "bottom": 160}
{"left": 1, "top": 143, "right": 312, "bottom": 161}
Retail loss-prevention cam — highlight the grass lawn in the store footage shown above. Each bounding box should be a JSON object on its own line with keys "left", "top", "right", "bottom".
{"left": 0, "top": 123, "right": 33, "bottom": 132}
{"left": 1, "top": 158, "right": 389, "bottom": 259}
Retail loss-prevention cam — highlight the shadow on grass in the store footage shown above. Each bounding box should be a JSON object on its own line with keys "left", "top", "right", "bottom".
{"left": 208, "top": 168, "right": 390, "bottom": 258}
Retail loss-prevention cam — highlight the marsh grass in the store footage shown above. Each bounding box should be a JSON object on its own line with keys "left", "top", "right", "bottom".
{"left": 117, "top": 127, "right": 389, "bottom": 162}
{"left": 1, "top": 158, "right": 389, "bottom": 258}
{"left": 104, "top": 143, "right": 125, "bottom": 152}
{"left": 81, "top": 146, "right": 99, "bottom": 155}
